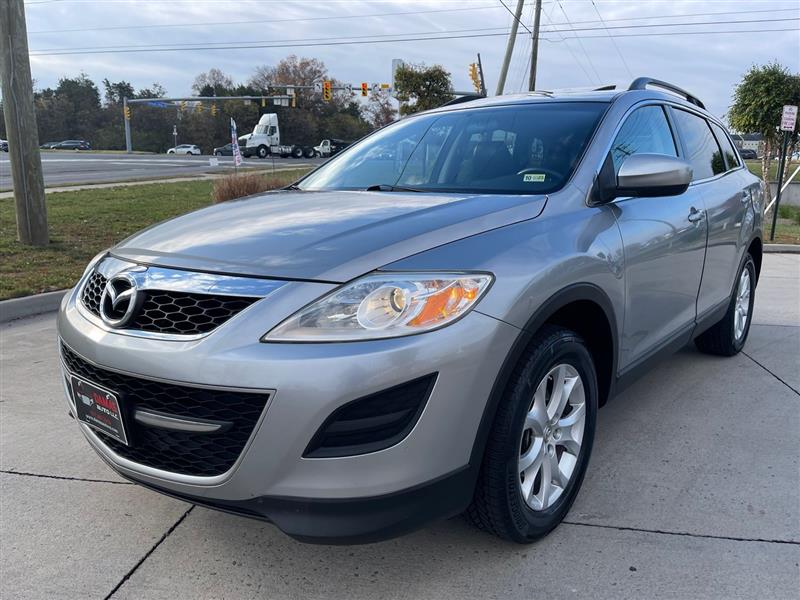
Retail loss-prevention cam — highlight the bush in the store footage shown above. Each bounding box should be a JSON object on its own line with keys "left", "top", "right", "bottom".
{"left": 211, "top": 171, "right": 301, "bottom": 203}
{"left": 778, "top": 204, "right": 800, "bottom": 225}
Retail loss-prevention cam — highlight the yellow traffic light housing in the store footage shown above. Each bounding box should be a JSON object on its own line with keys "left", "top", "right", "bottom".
{"left": 361, "top": 82, "right": 369, "bottom": 97}
{"left": 323, "top": 81, "right": 332, "bottom": 102}
{"left": 123, "top": 105, "right": 131, "bottom": 121}
{"left": 469, "top": 63, "right": 481, "bottom": 94}
{"left": 211, "top": 103, "right": 218, "bottom": 117}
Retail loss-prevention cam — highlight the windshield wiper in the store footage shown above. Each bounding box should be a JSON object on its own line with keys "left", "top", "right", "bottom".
{"left": 283, "top": 184, "right": 302, "bottom": 190}
{"left": 365, "top": 184, "right": 424, "bottom": 193}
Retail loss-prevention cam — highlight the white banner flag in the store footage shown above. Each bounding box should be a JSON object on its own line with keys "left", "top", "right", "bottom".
{"left": 230, "top": 117, "right": 243, "bottom": 167}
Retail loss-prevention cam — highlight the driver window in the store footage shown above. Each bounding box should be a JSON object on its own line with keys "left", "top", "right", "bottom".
{"left": 611, "top": 106, "right": 678, "bottom": 173}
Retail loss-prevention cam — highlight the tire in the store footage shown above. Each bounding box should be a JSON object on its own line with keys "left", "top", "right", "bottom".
{"left": 466, "top": 325, "right": 598, "bottom": 543}
{"left": 214, "top": 151, "right": 222, "bottom": 156}
{"left": 257, "top": 145, "right": 269, "bottom": 159}
{"left": 291, "top": 146, "right": 303, "bottom": 159}
{"left": 695, "top": 253, "right": 756, "bottom": 356}
{"left": 303, "top": 147, "right": 315, "bottom": 159}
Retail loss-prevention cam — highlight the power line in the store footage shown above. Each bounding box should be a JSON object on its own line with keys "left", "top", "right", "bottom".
{"left": 590, "top": 0, "right": 634, "bottom": 79}
{"left": 31, "top": 15, "right": 799, "bottom": 54}
{"left": 27, "top": 3, "right": 502, "bottom": 34}
{"left": 499, "top": 0, "right": 533, "bottom": 35}
{"left": 27, "top": 4, "right": 800, "bottom": 35}
{"left": 555, "top": 1, "right": 601, "bottom": 84}
{"left": 541, "top": 0, "right": 594, "bottom": 85}
{"left": 28, "top": 25, "right": 799, "bottom": 57}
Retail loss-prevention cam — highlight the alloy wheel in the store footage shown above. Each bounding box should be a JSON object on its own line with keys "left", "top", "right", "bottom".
{"left": 734, "top": 269, "right": 751, "bottom": 341}
{"left": 518, "top": 364, "right": 586, "bottom": 511}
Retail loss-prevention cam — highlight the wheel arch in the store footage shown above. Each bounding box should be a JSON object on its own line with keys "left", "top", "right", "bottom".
{"left": 747, "top": 235, "right": 762, "bottom": 283}
{"left": 468, "top": 283, "right": 618, "bottom": 472}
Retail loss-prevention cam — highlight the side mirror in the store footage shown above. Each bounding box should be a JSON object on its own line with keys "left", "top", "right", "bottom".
{"left": 591, "top": 153, "right": 693, "bottom": 204}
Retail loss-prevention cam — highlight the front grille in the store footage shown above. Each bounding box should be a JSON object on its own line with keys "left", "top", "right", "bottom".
{"left": 304, "top": 374, "right": 437, "bottom": 458}
{"left": 61, "top": 343, "right": 270, "bottom": 477}
{"left": 80, "top": 271, "right": 258, "bottom": 335}
{"left": 81, "top": 271, "right": 107, "bottom": 316}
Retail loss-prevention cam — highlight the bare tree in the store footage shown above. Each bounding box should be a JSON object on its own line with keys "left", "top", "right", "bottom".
{"left": 192, "top": 68, "right": 234, "bottom": 96}
{"left": 362, "top": 93, "right": 398, "bottom": 128}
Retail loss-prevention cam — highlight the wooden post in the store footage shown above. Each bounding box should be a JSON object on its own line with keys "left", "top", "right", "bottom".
{"left": 0, "top": 0, "right": 48, "bottom": 246}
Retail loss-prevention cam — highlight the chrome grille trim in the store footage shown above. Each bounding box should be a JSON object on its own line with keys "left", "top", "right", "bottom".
{"left": 76, "top": 257, "right": 286, "bottom": 341}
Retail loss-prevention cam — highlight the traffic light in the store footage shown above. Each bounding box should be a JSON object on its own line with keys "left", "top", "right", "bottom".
{"left": 361, "top": 82, "right": 369, "bottom": 97}
{"left": 196, "top": 103, "right": 204, "bottom": 114}
{"left": 468, "top": 63, "right": 481, "bottom": 94}
{"left": 323, "top": 80, "right": 332, "bottom": 102}
{"left": 211, "top": 103, "right": 218, "bottom": 117}
{"left": 123, "top": 105, "right": 131, "bottom": 120}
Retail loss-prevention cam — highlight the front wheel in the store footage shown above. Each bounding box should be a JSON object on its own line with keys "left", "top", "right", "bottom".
{"left": 467, "top": 326, "right": 598, "bottom": 542}
{"left": 257, "top": 145, "right": 269, "bottom": 159}
{"left": 695, "top": 253, "right": 756, "bottom": 356}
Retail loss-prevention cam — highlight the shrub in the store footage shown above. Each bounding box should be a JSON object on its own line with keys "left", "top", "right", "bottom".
{"left": 211, "top": 171, "right": 302, "bottom": 203}
{"left": 778, "top": 204, "right": 800, "bottom": 225}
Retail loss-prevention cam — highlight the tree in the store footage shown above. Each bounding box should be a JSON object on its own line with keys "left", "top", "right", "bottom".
{"left": 191, "top": 68, "right": 234, "bottom": 96}
{"left": 102, "top": 79, "right": 134, "bottom": 105}
{"left": 249, "top": 55, "right": 326, "bottom": 105}
{"left": 728, "top": 62, "right": 800, "bottom": 185}
{"left": 394, "top": 63, "right": 453, "bottom": 116}
{"left": 362, "top": 93, "right": 398, "bottom": 128}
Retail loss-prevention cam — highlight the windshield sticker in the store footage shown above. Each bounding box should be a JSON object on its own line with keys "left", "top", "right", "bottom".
{"left": 523, "top": 173, "right": 546, "bottom": 183}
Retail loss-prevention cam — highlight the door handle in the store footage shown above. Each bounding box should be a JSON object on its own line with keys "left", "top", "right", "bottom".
{"left": 687, "top": 207, "right": 704, "bottom": 223}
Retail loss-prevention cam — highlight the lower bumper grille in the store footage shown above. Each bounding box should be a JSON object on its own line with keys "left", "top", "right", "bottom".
{"left": 60, "top": 343, "right": 270, "bottom": 477}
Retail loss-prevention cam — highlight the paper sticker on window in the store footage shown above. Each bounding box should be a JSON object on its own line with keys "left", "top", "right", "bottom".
{"left": 523, "top": 173, "right": 546, "bottom": 182}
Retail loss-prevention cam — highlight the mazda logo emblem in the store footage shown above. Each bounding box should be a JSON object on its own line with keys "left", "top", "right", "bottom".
{"left": 100, "top": 273, "right": 140, "bottom": 328}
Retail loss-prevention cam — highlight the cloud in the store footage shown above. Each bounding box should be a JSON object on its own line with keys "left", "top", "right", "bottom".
{"left": 23, "top": 0, "right": 800, "bottom": 120}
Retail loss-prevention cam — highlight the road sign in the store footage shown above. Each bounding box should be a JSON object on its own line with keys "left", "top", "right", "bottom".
{"left": 344, "top": 83, "right": 353, "bottom": 95}
{"left": 372, "top": 83, "right": 380, "bottom": 94}
{"left": 286, "top": 86, "right": 295, "bottom": 96}
{"left": 781, "top": 105, "right": 798, "bottom": 131}
{"left": 380, "top": 83, "right": 391, "bottom": 95}
{"left": 313, "top": 82, "right": 322, "bottom": 93}
{"left": 361, "top": 82, "right": 369, "bottom": 97}
{"left": 172, "top": 125, "right": 177, "bottom": 136}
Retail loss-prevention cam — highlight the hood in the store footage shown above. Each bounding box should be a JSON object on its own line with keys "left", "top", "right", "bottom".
{"left": 112, "top": 190, "right": 547, "bottom": 282}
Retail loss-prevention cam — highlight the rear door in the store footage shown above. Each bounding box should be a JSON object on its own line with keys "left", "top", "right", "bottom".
{"left": 611, "top": 104, "right": 708, "bottom": 370}
{"left": 671, "top": 112, "right": 753, "bottom": 317}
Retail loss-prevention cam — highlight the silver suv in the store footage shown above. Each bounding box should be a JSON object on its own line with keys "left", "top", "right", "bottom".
{"left": 57, "top": 78, "right": 763, "bottom": 544}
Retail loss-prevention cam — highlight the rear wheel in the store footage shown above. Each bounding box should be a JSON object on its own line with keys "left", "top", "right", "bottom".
{"left": 467, "top": 326, "right": 598, "bottom": 542}
{"left": 695, "top": 253, "right": 756, "bottom": 356}
{"left": 291, "top": 146, "right": 304, "bottom": 159}
{"left": 303, "top": 147, "right": 315, "bottom": 159}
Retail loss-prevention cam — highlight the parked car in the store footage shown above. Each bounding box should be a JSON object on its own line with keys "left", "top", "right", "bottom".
{"left": 0, "top": 139, "right": 7, "bottom": 152}
{"left": 58, "top": 77, "right": 763, "bottom": 545}
{"left": 212, "top": 143, "right": 235, "bottom": 156}
{"left": 167, "top": 144, "right": 201, "bottom": 155}
{"left": 740, "top": 148, "right": 758, "bottom": 160}
{"left": 52, "top": 140, "right": 91, "bottom": 150}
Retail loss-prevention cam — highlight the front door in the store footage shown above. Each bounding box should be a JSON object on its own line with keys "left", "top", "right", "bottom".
{"left": 609, "top": 104, "right": 707, "bottom": 370}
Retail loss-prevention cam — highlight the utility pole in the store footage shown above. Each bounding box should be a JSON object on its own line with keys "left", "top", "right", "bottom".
{"left": 0, "top": 0, "right": 48, "bottom": 246}
{"left": 529, "top": 0, "right": 543, "bottom": 91}
{"left": 496, "top": 0, "right": 525, "bottom": 96}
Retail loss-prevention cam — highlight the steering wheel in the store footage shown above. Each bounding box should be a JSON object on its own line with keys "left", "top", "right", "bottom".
{"left": 516, "top": 167, "right": 565, "bottom": 180}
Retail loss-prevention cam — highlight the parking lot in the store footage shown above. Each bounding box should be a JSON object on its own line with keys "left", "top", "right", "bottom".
{"left": 1, "top": 253, "right": 798, "bottom": 599}
{"left": 0, "top": 152, "right": 324, "bottom": 191}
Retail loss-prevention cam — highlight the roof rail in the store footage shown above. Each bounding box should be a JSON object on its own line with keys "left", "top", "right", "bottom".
{"left": 628, "top": 77, "right": 705, "bottom": 109}
{"left": 441, "top": 94, "right": 485, "bottom": 107}
{"left": 594, "top": 84, "right": 616, "bottom": 91}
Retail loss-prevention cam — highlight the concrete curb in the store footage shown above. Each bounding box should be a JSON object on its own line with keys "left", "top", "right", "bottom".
{"left": 0, "top": 290, "right": 68, "bottom": 324}
{"left": 764, "top": 244, "right": 800, "bottom": 254}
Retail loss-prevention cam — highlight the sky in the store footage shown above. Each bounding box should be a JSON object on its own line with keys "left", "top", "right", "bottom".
{"left": 20, "top": 0, "right": 800, "bottom": 123}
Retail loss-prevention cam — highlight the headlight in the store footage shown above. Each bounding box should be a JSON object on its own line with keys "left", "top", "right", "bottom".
{"left": 263, "top": 272, "right": 493, "bottom": 342}
{"left": 81, "top": 250, "right": 109, "bottom": 279}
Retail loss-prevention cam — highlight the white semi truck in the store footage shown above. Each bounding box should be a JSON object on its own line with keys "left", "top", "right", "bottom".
{"left": 239, "top": 113, "right": 350, "bottom": 159}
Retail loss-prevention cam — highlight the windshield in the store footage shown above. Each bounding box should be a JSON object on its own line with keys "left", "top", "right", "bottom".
{"left": 299, "top": 102, "right": 607, "bottom": 195}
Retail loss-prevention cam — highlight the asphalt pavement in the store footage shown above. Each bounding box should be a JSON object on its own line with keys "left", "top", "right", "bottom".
{"left": 0, "top": 152, "right": 325, "bottom": 191}
{"left": 1, "top": 254, "right": 798, "bottom": 599}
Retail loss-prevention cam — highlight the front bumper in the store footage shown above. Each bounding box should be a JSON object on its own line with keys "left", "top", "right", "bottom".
{"left": 57, "top": 281, "right": 519, "bottom": 541}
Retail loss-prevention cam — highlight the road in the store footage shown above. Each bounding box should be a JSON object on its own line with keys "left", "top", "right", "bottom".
{"left": 0, "top": 152, "right": 325, "bottom": 190}
{"left": 1, "top": 254, "right": 798, "bottom": 599}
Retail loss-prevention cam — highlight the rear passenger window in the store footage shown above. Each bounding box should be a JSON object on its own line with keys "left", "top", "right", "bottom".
{"left": 709, "top": 122, "right": 740, "bottom": 171}
{"left": 610, "top": 105, "right": 677, "bottom": 173}
{"left": 672, "top": 109, "right": 725, "bottom": 180}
